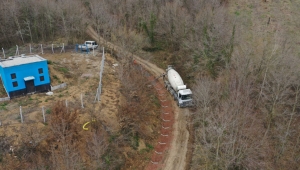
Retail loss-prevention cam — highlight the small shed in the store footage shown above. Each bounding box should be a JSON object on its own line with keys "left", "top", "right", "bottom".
{"left": 0, "top": 54, "right": 51, "bottom": 98}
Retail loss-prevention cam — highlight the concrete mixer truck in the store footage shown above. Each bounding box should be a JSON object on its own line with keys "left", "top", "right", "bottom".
{"left": 163, "top": 65, "right": 193, "bottom": 108}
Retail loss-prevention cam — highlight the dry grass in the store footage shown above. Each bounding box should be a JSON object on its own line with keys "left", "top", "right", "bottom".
{"left": 0, "top": 50, "right": 163, "bottom": 169}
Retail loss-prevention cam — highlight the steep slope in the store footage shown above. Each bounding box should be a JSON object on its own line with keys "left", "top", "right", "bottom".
{"left": 86, "top": 26, "right": 190, "bottom": 170}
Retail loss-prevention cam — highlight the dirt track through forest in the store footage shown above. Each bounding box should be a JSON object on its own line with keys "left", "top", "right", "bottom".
{"left": 86, "top": 26, "right": 190, "bottom": 170}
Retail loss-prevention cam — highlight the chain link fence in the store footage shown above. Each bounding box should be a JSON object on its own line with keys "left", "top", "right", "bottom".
{"left": 0, "top": 42, "right": 106, "bottom": 126}
{"left": 0, "top": 41, "right": 175, "bottom": 169}
{"left": 1, "top": 43, "right": 105, "bottom": 59}
{"left": 0, "top": 90, "right": 100, "bottom": 128}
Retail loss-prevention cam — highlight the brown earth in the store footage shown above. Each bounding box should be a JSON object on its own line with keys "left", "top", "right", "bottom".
{"left": 86, "top": 26, "right": 190, "bottom": 170}
{"left": 0, "top": 51, "right": 121, "bottom": 145}
{"left": 0, "top": 26, "right": 191, "bottom": 170}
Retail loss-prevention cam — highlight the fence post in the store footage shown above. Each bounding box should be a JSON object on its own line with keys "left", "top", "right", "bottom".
{"left": 93, "top": 45, "right": 95, "bottom": 56}
{"left": 20, "top": 106, "right": 23, "bottom": 123}
{"left": 1, "top": 48, "right": 5, "bottom": 59}
{"left": 61, "top": 43, "right": 65, "bottom": 53}
{"left": 42, "top": 106, "right": 45, "bottom": 123}
{"left": 96, "top": 47, "right": 105, "bottom": 102}
{"left": 98, "top": 88, "right": 101, "bottom": 101}
{"left": 41, "top": 44, "right": 43, "bottom": 54}
{"left": 65, "top": 99, "right": 68, "bottom": 107}
{"left": 94, "top": 88, "right": 99, "bottom": 102}
{"left": 81, "top": 93, "right": 84, "bottom": 108}
{"left": 15, "top": 45, "right": 19, "bottom": 56}
{"left": 52, "top": 44, "right": 54, "bottom": 53}
{"left": 29, "top": 44, "right": 32, "bottom": 54}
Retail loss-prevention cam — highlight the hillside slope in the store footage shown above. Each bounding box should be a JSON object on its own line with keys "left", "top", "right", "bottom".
{"left": 86, "top": 26, "right": 190, "bottom": 170}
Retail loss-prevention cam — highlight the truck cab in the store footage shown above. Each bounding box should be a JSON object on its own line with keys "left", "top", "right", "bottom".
{"left": 85, "top": 41, "right": 98, "bottom": 49}
{"left": 177, "top": 89, "right": 193, "bottom": 107}
{"left": 78, "top": 41, "right": 98, "bottom": 50}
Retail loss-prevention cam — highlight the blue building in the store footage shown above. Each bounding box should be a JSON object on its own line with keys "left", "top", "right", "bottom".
{"left": 0, "top": 55, "right": 51, "bottom": 98}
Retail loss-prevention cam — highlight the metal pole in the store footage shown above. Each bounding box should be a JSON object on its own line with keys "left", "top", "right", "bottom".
{"left": 94, "top": 88, "right": 98, "bottom": 102}
{"left": 98, "top": 47, "right": 105, "bottom": 102}
{"left": 61, "top": 43, "right": 65, "bottom": 53}
{"left": 81, "top": 93, "right": 84, "bottom": 108}
{"left": 52, "top": 44, "right": 54, "bottom": 53}
{"left": 41, "top": 44, "right": 43, "bottom": 54}
{"left": 16, "top": 45, "right": 19, "bottom": 56}
{"left": 20, "top": 106, "right": 23, "bottom": 123}
{"left": 96, "top": 88, "right": 99, "bottom": 101}
{"left": 93, "top": 46, "right": 95, "bottom": 56}
{"left": 98, "top": 88, "right": 100, "bottom": 101}
{"left": 1, "top": 48, "right": 5, "bottom": 59}
{"left": 42, "top": 106, "right": 45, "bottom": 123}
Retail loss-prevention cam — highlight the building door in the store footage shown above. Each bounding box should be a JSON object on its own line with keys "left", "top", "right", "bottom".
{"left": 25, "top": 80, "right": 35, "bottom": 93}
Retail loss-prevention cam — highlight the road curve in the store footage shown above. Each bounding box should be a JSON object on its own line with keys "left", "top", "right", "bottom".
{"left": 86, "top": 26, "right": 190, "bottom": 170}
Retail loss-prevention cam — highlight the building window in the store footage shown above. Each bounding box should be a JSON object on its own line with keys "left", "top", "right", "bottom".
{"left": 12, "top": 81, "right": 18, "bottom": 87}
{"left": 40, "top": 76, "right": 44, "bottom": 81}
{"left": 11, "top": 73, "right": 16, "bottom": 79}
{"left": 38, "top": 68, "right": 43, "bottom": 74}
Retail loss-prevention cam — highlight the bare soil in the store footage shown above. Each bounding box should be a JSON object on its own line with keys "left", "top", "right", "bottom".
{"left": 86, "top": 26, "right": 190, "bottom": 170}
{"left": 134, "top": 56, "right": 190, "bottom": 170}
{"left": 0, "top": 26, "right": 191, "bottom": 170}
{"left": 0, "top": 51, "right": 121, "bottom": 145}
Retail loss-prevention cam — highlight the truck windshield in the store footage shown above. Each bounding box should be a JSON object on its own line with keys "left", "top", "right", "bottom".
{"left": 181, "top": 94, "right": 192, "bottom": 100}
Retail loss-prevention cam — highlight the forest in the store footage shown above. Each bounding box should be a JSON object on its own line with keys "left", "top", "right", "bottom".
{"left": 1, "top": 0, "right": 300, "bottom": 169}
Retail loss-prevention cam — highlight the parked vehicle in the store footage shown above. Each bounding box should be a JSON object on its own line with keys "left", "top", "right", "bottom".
{"left": 164, "top": 65, "right": 193, "bottom": 107}
{"left": 78, "top": 41, "right": 98, "bottom": 50}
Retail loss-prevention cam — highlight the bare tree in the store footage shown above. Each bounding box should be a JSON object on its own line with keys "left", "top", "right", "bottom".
{"left": 48, "top": 101, "right": 84, "bottom": 170}
{"left": 86, "top": 129, "right": 108, "bottom": 169}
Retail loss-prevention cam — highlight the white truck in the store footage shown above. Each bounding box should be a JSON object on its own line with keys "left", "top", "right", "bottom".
{"left": 164, "top": 65, "right": 193, "bottom": 108}
{"left": 78, "top": 41, "right": 98, "bottom": 50}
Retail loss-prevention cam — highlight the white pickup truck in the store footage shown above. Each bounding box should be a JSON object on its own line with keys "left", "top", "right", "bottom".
{"left": 78, "top": 41, "right": 98, "bottom": 50}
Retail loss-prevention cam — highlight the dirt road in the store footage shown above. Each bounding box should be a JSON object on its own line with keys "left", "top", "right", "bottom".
{"left": 132, "top": 53, "right": 190, "bottom": 170}
{"left": 86, "top": 26, "right": 190, "bottom": 170}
